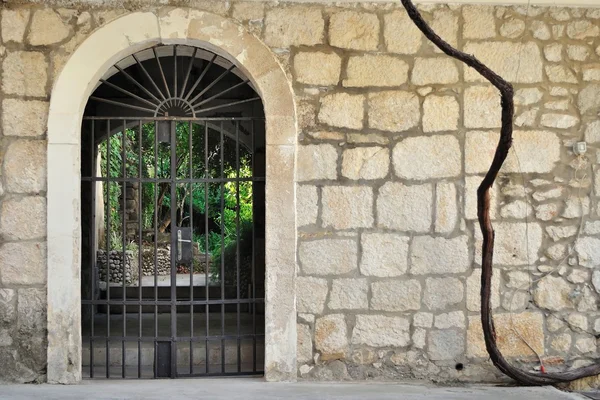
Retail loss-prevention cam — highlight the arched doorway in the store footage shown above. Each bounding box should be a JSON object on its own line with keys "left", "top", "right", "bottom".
{"left": 80, "top": 44, "right": 266, "bottom": 378}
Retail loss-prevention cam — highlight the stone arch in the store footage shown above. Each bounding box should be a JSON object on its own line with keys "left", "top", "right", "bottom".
{"left": 47, "top": 8, "right": 297, "bottom": 383}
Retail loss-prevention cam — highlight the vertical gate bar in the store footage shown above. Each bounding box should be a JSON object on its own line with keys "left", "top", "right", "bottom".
{"left": 138, "top": 120, "right": 143, "bottom": 379}
{"left": 90, "top": 120, "right": 96, "bottom": 378}
{"left": 122, "top": 121, "right": 127, "bottom": 379}
{"left": 204, "top": 123, "right": 209, "bottom": 374}
{"left": 173, "top": 46, "right": 178, "bottom": 100}
{"left": 153, "top": 121, "right": 159, "bottom": 379}
{"left": 220, "top": 121, "right": 225, "bottom": 374}
{"left": 188, "top": 121, "right": 193, "bottom": 375}
{"left": 251, "top": 119, "right": 257, "bottom": 373}
{"left": 170, "top": 120, "right": 177, "bottom": 378}
{"left": 235, "top": 121, "right": 241, "bottom": 373}
{"left": 106, "top": 120, "right": 111, "bottom": 379}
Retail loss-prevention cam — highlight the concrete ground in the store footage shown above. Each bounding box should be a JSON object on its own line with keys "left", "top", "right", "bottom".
{"left": 0, "top": 379, "right": 589, "bottom": 400}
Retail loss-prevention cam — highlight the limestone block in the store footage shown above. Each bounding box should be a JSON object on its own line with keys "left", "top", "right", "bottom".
{"left": 531, "top": 21, "right": 551, "bottom": 40}
{"left": 474, "top": 222, "right": 542, "bottom": 266}
{"left": 551, "top": 334, "right": 572, "bottom": 352}
{"left": 466, "top": 269, "right": 501, "bottom": 311}
{"left": 297, "top": 324, "right": 313, "bottom": 364}
{"left": 540, "top": 113, "right": 579, "bottom": 129}
{"left": 18, "top": 288, "right": 46, "bottom": 334}
{"left": 315, "top": 314, "right": 348, "bottom": 360}
{"left": 435, "top": 182, "right": 457, "bottom": 234}
{"left": 0, "top": 242, "right": 46, "bottom": 285}
{"left": 411, "top": 58, "right": 459, "bottom": 85}
{"left": 568, "top": 314, "right": 589, "bottom": 331}
{"left": 393, "top": 135, "right": 461, "bottom": 180}
{"left": 464, "top": 86, "right": 501, "bottom": 128}
{"left": 360, "top": 233, "right": 409, "bottom": 277}
{"left": 299, "top": 238, "right": 357, "bottom": 275}
{"left": 463, "top": 42, "right": 542, "bottom": 83}
{"left": 0, "top": 289, "right": 16, "bottom": 324}
{"left": 329, "top": 278, "right": 368, "bottom": 310}
{"left": 2, "top": 52, "right": 48, "bottom": 97}
{"left": 367, "top": 91, "right": 420, "bottom": 132}
{"left": 567, "top": 45, "right": 590, "bottom": 61}
{"left": 464, "top": 175, "right": 497, "bottom": 220}
{"left": 576, "top": 337, "right": 596, "bottom": 354}
{"left": 264, "top": 7, "right": 324, "bottom": 47}
{"left": 294, "top": 52, "right": 341, "bottom": 86}
{"left": 2, "top": 99, "right": 49, "bottom": 137}
{"left": 500, "top": 19, "right": 525, "bottom": 38}
{"left": 341, "top": 147, "right": 389, "bottom": 180}
{"left": 514, "top": 88, "right": 543, "bottom": 106}
{"left": 567, "top": 20, "right": 599, "bottom": 39}
{"left": 545, "top": 65, "right": 578, "bottom": 83}
{"left": 463, "top": 5, "right": 495, "bottom": 39}
{"left": 319, "top": 93, "right": 364, "bottom": 130}
{"left": 232, "top": 2, "right": 265, "bottom": 21}
{"left": 466, "top": 313, "right": 544, "bottom": 358}
{"left": 0, "top": 197, "right": 46, "bottom": 241}
{"left": 321, "top": 186, "right": 373, "bottom": 230}
{"left": 296, "top": 276, "right": 329, "bottom": 314}
{"left": 544, "top": 44, "right": 563, "bottom": 62}
{"left": 533, "top": 276, "right": 573, "bottom": 311}
{"left": 423, "top": 95, "right": 459, "bottom": 132}
{"left": 423, "top": 277, "right": 463, "bottom": 310}
{"left": 410, "top": 236, "right": 469, "bottom": 275}
{"left": 428, "top": 330, "right": 464, "bottom": 361}
{"left": 465, "top": 130, "right": 560, "bottom": 174}
{"left": 414, "top": 312, "right": 433, "bottom": 328}
{"left": 371, "top": 280, "right": 421, "bottom": 312}
{"left": 435, "top": 311, "right": 466, "bottom": 329}
{"left": 575, "top": 237, "right": 600, "bottom": 268}
{"left": 4, "top": 140, "right": 47, "bottom": 193}
{"left": 430, "top": 9, "right": 458, "bottom": 50}
{"left": 1, "top": 9, "right": 29, "bottom": 43}
{"left": 343, "top": 55, "right": 408, "bottom": 87}
{"left": 352, "top": 315, "right": 410, "bottom": 347}
{"left": 383, "top": 10, "right": 422, "bottom": 54}
{"left": 297, "top": 185, "right": 318, "bottom": 227}
{"left": 297, "top": 144, "right": 338, "bottom": 181}
{"left": 28, "top": 9, "right": 70, "bottom": 46}
{"left": 329, "top": 11, "right": 379, "bottom": 51}
{"left": 376, "top": 182, "right": 432, "bottom": 232}
{"left": 578, "top": 84, "right": 600, "bottom": 115}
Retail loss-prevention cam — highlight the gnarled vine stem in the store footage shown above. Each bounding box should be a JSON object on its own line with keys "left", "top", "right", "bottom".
{"left": 401, "top": 0, "right": 600, "bottom": 385}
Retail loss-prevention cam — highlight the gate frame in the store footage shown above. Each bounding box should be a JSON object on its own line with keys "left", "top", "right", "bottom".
{"left": 47, "top": 9, "right": 297, "bottom": 384}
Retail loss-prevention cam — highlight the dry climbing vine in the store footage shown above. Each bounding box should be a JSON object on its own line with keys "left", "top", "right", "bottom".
{"left": 400, "top": 0, "right": 600, "bottom": 385}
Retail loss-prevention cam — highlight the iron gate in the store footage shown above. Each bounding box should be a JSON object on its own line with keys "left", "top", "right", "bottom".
{"left": 80, "top": 44, "right": 266, "bottom": 379}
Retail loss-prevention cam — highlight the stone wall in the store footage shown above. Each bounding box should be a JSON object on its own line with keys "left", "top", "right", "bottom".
{"left": 0, "top": 0, "right": 599, "bottom": 385}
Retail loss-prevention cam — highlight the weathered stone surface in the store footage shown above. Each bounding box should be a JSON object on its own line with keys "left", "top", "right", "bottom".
{"left": 585, "top": 121, "right": 600, "bottom": 142}
{"left": 360, "top": 233, "right": 409, "bottom": 277}
{"left": 18, "top": 288, "right": 46, "bottom": 334}
{"left": 321, "top": 186, "right": 373, "bottom": 230}
{"left": 551, "top": 334, "right": 572, "bottom": 352}
{"left": 1, "top": 9, "right": 29, "bottom": 43}
{"left": 341, "top": 147, "right": 389, "bottom": 180}
{"left": 231, "top": 2, "right": 264, "bottom": 21}
{"left": 2, "top": 52, "right": 48, "bottom": 97}
{"left": 297, "top": 185, "right": 318, "bottom": 227}
{"left": 368, "top": 91, "right": 420, "bottom": 132}
{"left": 475, "top": 222, "right": 542, "bottom": 266}
{"left": 297, "top": 144, "right": 337, "bottom": 181}
{"left": 319, "top": 93, "right": 364, "bottom": 130}
{"left": 352, "top": 315, "right": 410, "bottom": 347}
{"left": 463, "top": 5, "right": 495, "bottom": 39}
{"left": 567, "top": 20, "right": 599, "bottom": 39}
{"left": 567, "top": 45, "right": 590, "bottom": 61}
{"left": 329, "top": 278, "right": 368, "bottom": 310}
{"left": 467, "top": 313, "right": 544, "bottom": 358}
{"left": 297, "top": 324, "right": 313, "bottom": 364}
{"left": 329, "top": 11, "right": 379, "bottom": 51}
{"left": 466, "top": 269, "right": 501, "bottom": 311}
{"left": 547, "top": 225, "right": 578, "bottom": 241}
{"left": 411, "top": 58, "right": 459, "bottom": 85}
{"left": 315, "top": 314, "right": 348, "bottom": 360}
{"left": 435, "top": 182, "right": 457, "bottom": 234}
{"left": 544, "top": 43, "right": 563, "bottom": 61}
{"left": 0, "top": 242, "right": 46, "bottom": 286}
{"left": 423, "top": 95, "right": 459, "bottom": 132}
{"left": 296, "top": 276, "right": 329, "bottom": 314}
{"left": 423, "top": 277, "right": 463, "bottom": 311}
{"left": 376, "top": 182, "right": 432, "bottom": 232}
{"left": 500, "top": 200, "right": 532, "bottom": 219}
{"left": 410, "top": 236, "right": 469, "bottom": 275}
{"left": 344, "top": 54, "right": 408, "bottom": 87}
{"left": 465, "top": 130, "right": 560, "bottom": 174}
{"left": 414, "top": 312, "right": 433, "bottom": 328}
{"left": 299, "top": 239, "right": 357, "bottom": 276}
{"left": 533, "top": 276, "right": 573, "bottom": 311}
{"left": 464, "top": 86, "right": 501, "bottom": 128}
{"left": 576, "top": 337, "right": 596, "bottom": 354}
{"left": 0, "top": 289, "right": 16, "bottom": 324}
{"left": 463, "top": 42, "right": 542, "bottom": 83}
{"left": 264, "top": 7, "right": 324, "bottom": 47}
{"left": 4, "top": 140, "right": 47, "bottom": 193}
{"left": 515, "top": 88, "right": 543, "bottom": 106}
{"left": 583, "top": 65, "right": 600, "bottom": 81}
{"left": 393, "top": 135, "right": 461, "bottom": 180}
{"left": 371, "top": 280, "right": 421, "bottom": 312}
{"left": 500, "top": 18, "right": 525, "bottom": 38}
{"left": 383, "top": 10, "right": 422, "bottom": 54}
{"left": 28, "top": 9, "right": 70, "bottom": 46}
{"left": 430, "top": 9, "right": 458, "bottom": 50}
{"left": 0, "top": 197, "right": 46, "bottom": 241}
{"left": 569, "top": 314, "right": 589, "bottom": 332}
{"left": 575, "top": 237, "right": 600, "bottom": 268}
{"left": 540, "top": 113, "right": 579, "bottom": 129}
{"left": 435, "top": 312, "right": 466, "bottom": 329}
{"left": 428, "top": 330, "right": 464, "bottom": 361}
{"left": 578, "top": 84, "right": 600, "bottom": 114}
{"left": 294, "top": 52, "right": 341, "bottom": 86}
{"left": 2, "top": 99, "right": 49, "bottom": 138}
{"left": 545, "top": 65, "right": 578, "bottom": 83}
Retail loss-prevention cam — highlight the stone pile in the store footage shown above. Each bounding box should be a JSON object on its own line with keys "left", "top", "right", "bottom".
{"left": 141, "top": 246, "right": 171, "bottom": 276}
{"left": 96, "top": 250, "right": 139, "bottom": 285}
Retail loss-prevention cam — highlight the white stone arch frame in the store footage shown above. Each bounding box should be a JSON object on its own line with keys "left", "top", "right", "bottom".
{"left": 47, "top": 8, "right": 297, "bottom": 384}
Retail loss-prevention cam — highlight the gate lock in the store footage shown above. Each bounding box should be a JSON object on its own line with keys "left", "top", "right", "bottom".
{"left": 177, "top": 228, "right": 193, "bottom": 263}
